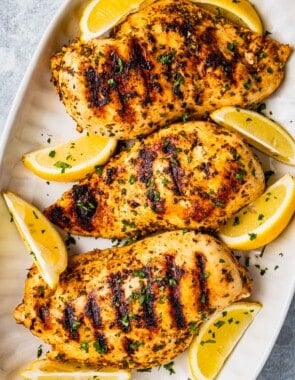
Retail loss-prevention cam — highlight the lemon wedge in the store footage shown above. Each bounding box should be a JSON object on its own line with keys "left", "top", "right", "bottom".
{"left": 23, "top": 134, "right": 117, "bottom": 182}
{"left": 219, "top": 174, "right": 295, "bottom": 250}
{"left": 21, "top": 358, "right": 131, "bottom": 380}
{"left": 195, "top": 0, "right": 263, "bottom": 34}
{"left": 210, "top": 106, "right": 295, "bottom": 166}
{"left": 189, "top": 301, "right": 262, "bottom": 380}
{"left": 80, "top": 0, "right": 147, "bottom": 41}
{"left": 3, "top": 192, "right": 67, "bottom": 289}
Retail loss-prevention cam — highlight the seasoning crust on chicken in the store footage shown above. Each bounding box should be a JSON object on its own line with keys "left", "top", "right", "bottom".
{"left": 14, "top": 231, "right": 251, "bottom": 368}
{"left": 51, "top": 0, "right": 291, "bottom": 139}
{"left": 44, "top": 121, "right": 265, "bottom": 239}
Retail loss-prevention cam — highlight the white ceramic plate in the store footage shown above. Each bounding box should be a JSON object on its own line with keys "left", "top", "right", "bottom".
{"left": 0, "top": 0, "right": 294, "bottom": 379}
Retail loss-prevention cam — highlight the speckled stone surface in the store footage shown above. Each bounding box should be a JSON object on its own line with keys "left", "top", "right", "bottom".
{"left": 0, "top": 1, "right": 294, "bottom": 379}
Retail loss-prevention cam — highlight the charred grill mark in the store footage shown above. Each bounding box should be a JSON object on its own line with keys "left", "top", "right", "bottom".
{"left": 94, "top": 332, "right": 108, "bottom": 354}
{"left": 138, "top": 148, "right": 157, "bottom": 184}
{"left": 165, "top": 255, "right": 186, "bottom": 329}
{"left": 37, "top": 305, "right": 51, "bottom": 328}
{"left": 85, "top": 292, "right": 102, "bottom": 328}
{"left": 85, "top": 51, "right": 136, "bottom": 121}
{"left": 85, "top": 38, "right": 158, "bottom": 118}
{"left": 85, "top": 67, "right": 110, "bottom": 107}
{"left": 108, "top": 50, "right": 136, "bottom": 119}
{"left": 169, "top": 161, "right": 184, "bottom": 196}
{"left": 196, "top": 254, "right": 209, "bottom": 311}
{"left": 72, "top": 184, "right": 97, "bottom": 231}
{"left": 109, "top": 273, "right": 130, "bottom": 332}
{"left": 140, "top": 266, "right": 157, "bottom": 328}
{"left": 63, "top": 304, "right": 80, "bottom": 340}
{"left": 201, "top": 26, "right": 215, "bottom": 45}
{"left": 129, "top": 38, "right": 154, "bottom": 106}
{"left": 162, "top": 137, "right": 184, "bottom": 195}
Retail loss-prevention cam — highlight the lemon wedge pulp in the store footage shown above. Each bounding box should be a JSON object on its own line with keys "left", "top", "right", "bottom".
{"left": 210, "top": 106, "right": 295, "bottom": 166}
{"left": 219, "top": 174, "right": 295, "bottom": 250}
{"left": 80, "top": 0, "right": 147, "bottom": 41}
{"left": 3, "top": 192, "right": 67, "bottom": 288}
{"left": 189, "top": 301, "right": 262, "bottom": 380}
{"left": 23, "top": 134, "right": 117, "bottom": 182}
{"left": 21, "top": 359, "right": 131, "bottom": 380}
{"left": 195, "top": 0, "right": 263, "bottom": 34}
{"left": 21, "top": 358, "right": 131, "bottom": 380}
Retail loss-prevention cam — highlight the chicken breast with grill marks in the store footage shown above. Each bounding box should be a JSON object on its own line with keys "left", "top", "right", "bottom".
{"left": 51, "top": 0, "right": 291, "bottom": 139}
{"left": 44, "top": 120, "right": 265, "bottom": 239}
{"left": 14, "top": 231, "right": 251, "bottom": 368}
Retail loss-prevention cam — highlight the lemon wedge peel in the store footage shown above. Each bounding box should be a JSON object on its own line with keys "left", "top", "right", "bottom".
{"left": 80, "top": 0, "right": 147, "bottom": 41}
{"left": 3, "top": 192, "right": 67, "bottom": 289}
{"left": 219, "top": 174, "right": 295, "bottom": 251}
{"left": 195, "top": 0, "right": 263, "bottom": 34}
{"left": 21, "top": 358, "right": 131, "bottom": 380}
{"left": 189, "top": 301, "right": 262, "bottom": 380}
{"left": 23, "top": 134, "right": 117, "bottom": 182}
{"left": 210, "top": 106, "right": 295, "bottom": 166}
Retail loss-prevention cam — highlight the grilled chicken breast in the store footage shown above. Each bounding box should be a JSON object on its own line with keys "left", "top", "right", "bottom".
{"left": 14, "top": 231, "right": 251, "bottom": 368}
{"left": 44, "top": 121, "right": 265, "bottom": 239}
{"left": 51, "top": 0, "right": 291, "bottom": 139}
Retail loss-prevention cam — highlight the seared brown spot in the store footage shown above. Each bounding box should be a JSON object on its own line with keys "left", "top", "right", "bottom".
{"left": 44, "top": 205, "right": 71, "bottom": 229}
{"left": 165, "top": 255, "right": 186, "bottom": 329}
{"left": 197, "top": 161, "right": 213, "bottom": 179}
{"left": 105, "top": 167, "right": 118, "bottom": 185}
{"left": 85, "top": 292, "right": 102, "bottom": 328}
{"left": 191, "top": 200, "right": 214, "bottom": 222}
{"left": 196, "top": 254, "right": 209, "bottom": 311}
{"left": 146, "top": 188, "right": 166, "bottom": 214}
{"left": 206, "top": 50, "right": 235, "bottom": 80}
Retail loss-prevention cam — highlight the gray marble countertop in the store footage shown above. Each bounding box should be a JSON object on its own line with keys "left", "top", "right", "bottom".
{"left": 0, "top": 1, "right": 294, "bottom": 379}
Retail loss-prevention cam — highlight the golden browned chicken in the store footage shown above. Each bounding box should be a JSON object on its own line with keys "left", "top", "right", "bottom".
{"left": 14, "top": 231, "right": 251, "bottom": 368}
{"left": 51, "top": 0, "right": 291, "bottom": 139}
{"left": 44, "top": 121, "right": 265, "bottom": 239}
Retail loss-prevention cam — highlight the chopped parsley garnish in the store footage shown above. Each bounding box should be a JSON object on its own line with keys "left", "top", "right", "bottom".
{"left": 37, "top": 344, "right": 43, "bottom": 358}
{"left": 157, "top": 50, "right": 175, "bottom": 64}
{"left": 93, "top": 340, "right": 108, "bottom": 354}
{"left": 163, "top": 361, "right": 176, "bottom": 375}
{"left": 54, "top": 161, "right": 72, "bottom": 173}
{"left": 248, "top": 233, "right": 257, "bottom": 240}
{"left": 227, "top": 40, "right": 237, "bottom": 52}
{"left": 129, "top": 175, "right": 137, "bottom": 184}
{"left": 80, "top": 340, "right": 89, "bottom": 353}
